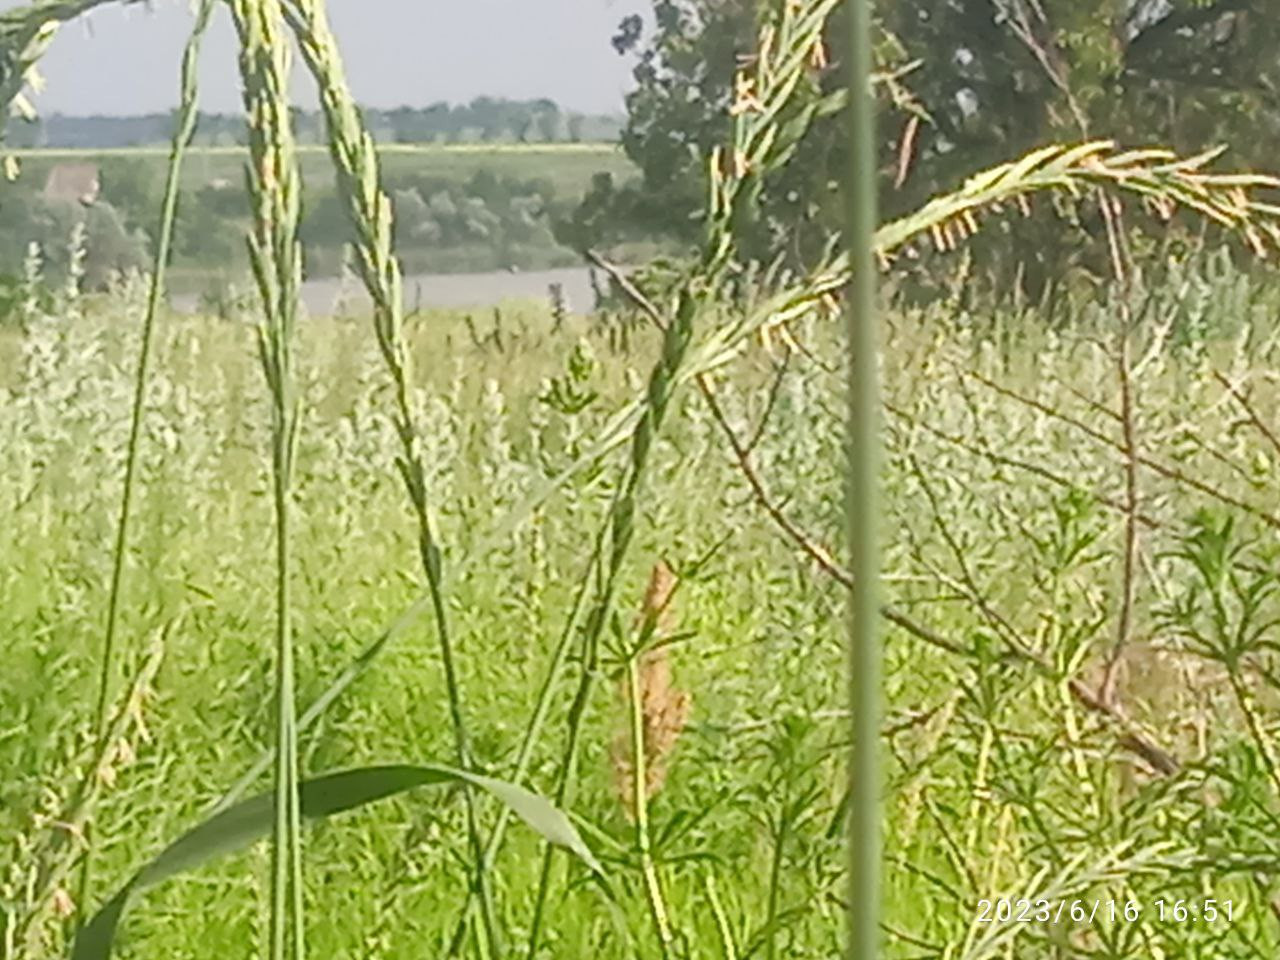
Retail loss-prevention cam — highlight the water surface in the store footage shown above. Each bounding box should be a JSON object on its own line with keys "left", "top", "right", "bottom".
{"left": 171, "top": 266, "right": 597, "bottom": 316}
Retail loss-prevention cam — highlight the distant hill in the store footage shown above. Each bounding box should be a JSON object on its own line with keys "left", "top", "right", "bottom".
{"left": 5, "top": 97, "right": 625, "bottom": 150}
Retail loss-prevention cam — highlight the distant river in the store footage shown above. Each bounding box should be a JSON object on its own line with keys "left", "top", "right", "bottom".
{"left": 170, "top": 266, "right": 597, "bottom": 316}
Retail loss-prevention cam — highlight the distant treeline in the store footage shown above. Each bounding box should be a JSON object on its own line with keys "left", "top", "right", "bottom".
{"left": 6, "top": 98, "right": 624, "bottom": 149}
{"left": 0, "top": 144, "right": 648, "bottom": 289}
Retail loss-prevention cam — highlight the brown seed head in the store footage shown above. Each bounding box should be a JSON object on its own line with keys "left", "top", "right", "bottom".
{"left": 612, "top": 561, "right": 692, "bottom": 818}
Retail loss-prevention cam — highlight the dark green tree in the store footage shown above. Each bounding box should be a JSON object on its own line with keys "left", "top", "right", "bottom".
{"left": 533, "top": 98, "right": 561, "bottom": 142}
{"left": 579, "top": 0, "right": 1280, "bottom": 299}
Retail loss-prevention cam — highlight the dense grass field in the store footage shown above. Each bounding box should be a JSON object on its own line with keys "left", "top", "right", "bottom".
{"left": 6, "top": 251, "right": 1280, "bottom": 957}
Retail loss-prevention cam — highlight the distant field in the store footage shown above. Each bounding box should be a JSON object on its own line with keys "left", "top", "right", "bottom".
{"left": 6, "top": 143, "right": 623, "bottom": 155}
{"left": 7, "top": 142, "right": 638, "bottom": 198}
{"left": 1, "top": 142, "right": 645, "bottom": 282}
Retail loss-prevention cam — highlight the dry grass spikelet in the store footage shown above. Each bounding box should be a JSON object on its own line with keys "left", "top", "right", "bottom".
{"left": 611, "top": 560, "right": 692, "bottom": 819}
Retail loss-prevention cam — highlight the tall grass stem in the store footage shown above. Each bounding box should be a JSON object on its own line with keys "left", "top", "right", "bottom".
{"left": 279, "top": 1, "right": 497, "bottom": 948}
{"left": 73, "top": 0, "right": 214, "bottom": 923}
{"left": 843, "top": 1, "right": 882, "bottom": 957}
{"left": 227, "top": 1, "right": 308, "bottom": 955}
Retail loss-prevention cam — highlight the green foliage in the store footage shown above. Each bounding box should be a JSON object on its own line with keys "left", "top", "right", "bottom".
{"left": 7, "top": 2, "right": 1280, "bottom": 959}
{"left": 553, "top": 170, "right": 659, "bottom": 255}
{"left": 73, "top": 765, "right": 600, "bottom": 960}
{"left": 10, "top": 263, "right": 1280, "bottom": 956}
{"left": 538, "top": 337, "right": 600, "bottom": 416}
{"left": 0, "top": 150, "right": 625, "bottom": 280}
{"left": 592, "top": 0, "right": 1280, "bottom": 298}
{"left": 95, "top": 157, "right": 161, "bottom": 223}
{"left": 3, "top": 100, "right": 622, "bottom": 150}
{"left": 373, "top": 97, "right": 615, "bottom": 146}
{"left": 0, "top": 268, "right": 50, "bottom": 327}
{"left": 173, "top": 187, "right": 242, "bottom": 265}
{"left": 0, "top": 187, "right": 148, "bottom": 290}
{"left": 586, "top": 1, "right": 781, "bottom": 255}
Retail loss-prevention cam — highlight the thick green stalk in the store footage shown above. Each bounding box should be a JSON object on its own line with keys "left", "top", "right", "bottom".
{"left": 843, "top": 1, "right": 881, "bottom": 958}
{"left": 226, "top": 1, "right": 307, "bottom": 957}
{"left": 73, "top": 0, "right": 214, "bottom": 925}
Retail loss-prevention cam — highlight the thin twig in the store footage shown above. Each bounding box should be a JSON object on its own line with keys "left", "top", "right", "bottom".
{"left": 884, "top": 401, "right": 1161, "bottom": 529}
{"left": 746, "top": 352, "right": 792, "bottom": 455}
{"left": 994, "top": 0, "right": 1089, "bottom": 135}
{"left": 965, "top": 367, "right": 1280, "bottom": 532}
{"left": 905, "top": 452, "right": 1178, "bottom": 775}
{"left": 589, "top": 250, "right": 966, "bottom": 660}
{"left": 1213, "top": 369, "right": 1280, "bottom": 462}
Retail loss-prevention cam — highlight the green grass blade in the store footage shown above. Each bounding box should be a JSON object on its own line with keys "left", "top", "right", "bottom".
{"left": 844, "top": 1, "right": 882, "bottom": 959}
{"left": 71, "top": 765, "right": 602, "bottom": 960}
{"left": 74, "top": 0, "right": 215, "bottom": 919}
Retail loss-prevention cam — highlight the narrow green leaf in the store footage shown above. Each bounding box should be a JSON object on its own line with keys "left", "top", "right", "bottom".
{"left": 73, "top": 764, "right": 601, "bottom": 960}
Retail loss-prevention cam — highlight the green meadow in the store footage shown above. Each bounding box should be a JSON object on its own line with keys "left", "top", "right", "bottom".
{"left": 7, "top": 0, "right": 1280, "bottom": 957}
{"left": 7, "top": 255, "right": 1280, "bottom": 956}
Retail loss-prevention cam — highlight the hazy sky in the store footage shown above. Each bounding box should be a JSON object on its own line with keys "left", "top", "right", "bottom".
{"left": 0, "top": 0, "right": 646, "bottom": 116}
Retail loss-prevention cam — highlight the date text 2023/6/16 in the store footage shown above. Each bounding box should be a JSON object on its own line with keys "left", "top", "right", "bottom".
{"left": 975, "top": 898, "right": 1235, "bottom": 925}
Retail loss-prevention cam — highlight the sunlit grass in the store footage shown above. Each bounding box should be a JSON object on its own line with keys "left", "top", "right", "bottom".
{"left": 7, "top": 260, "right": 1280, "bottom": 956}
